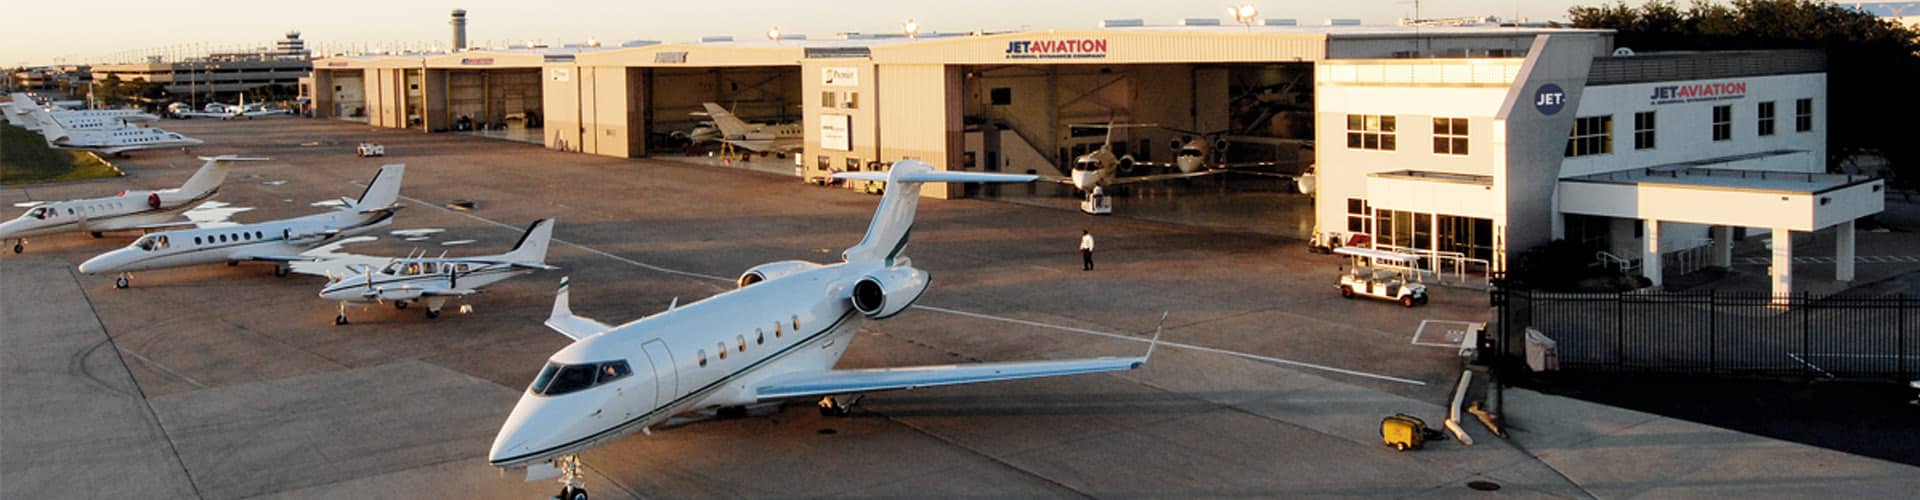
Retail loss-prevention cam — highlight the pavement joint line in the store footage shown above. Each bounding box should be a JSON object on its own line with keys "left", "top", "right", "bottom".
{"left": 64, "top": 266, "right": 209, "bottom": 500}
{"left": 381, "top": 183, "right": 1426, "bottom": 387}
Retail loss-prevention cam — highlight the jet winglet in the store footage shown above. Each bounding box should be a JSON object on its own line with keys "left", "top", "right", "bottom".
{"left": 1145, "top": 311, "right": 1168, "bottom": 361}
{"left": 545, "top": 277, "right": 612, "bottom": 341}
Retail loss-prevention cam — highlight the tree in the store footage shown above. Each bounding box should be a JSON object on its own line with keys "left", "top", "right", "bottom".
{"left": 1571, "top": 0, "right": 1920, "bottom": 186}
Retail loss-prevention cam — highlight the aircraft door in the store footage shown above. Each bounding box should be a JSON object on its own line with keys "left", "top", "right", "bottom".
{"left": 640, "top": 340, "right": 678, "bottom": 408}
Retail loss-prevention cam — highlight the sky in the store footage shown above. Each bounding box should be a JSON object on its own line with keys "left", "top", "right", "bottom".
{"left": 0, "top": 0, "right": 1611, "bottom": 67}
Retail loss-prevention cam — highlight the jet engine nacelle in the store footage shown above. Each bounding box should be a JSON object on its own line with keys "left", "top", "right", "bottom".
{"left": 737, "top": 260, "right": 823, "bottom": 288}
{"left": 1116, "top": 155, "right": 1137, "bottom": 175}
{"left": 849, "top": 266, "right": 929, "bottom": 320}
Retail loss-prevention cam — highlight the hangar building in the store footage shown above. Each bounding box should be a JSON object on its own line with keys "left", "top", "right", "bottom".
{"left": 308, "top": 23, "right": 1882, "bottom": 297}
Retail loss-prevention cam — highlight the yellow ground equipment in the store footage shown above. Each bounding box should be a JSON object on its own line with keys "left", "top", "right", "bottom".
{"left": 1381, "top": 414, "right": 1429, "bottom": 451}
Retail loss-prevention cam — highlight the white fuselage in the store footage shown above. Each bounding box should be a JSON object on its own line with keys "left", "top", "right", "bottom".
{"left": 488, "top": 260, "right": 892, "bottom": 467}
{"left": 0, "top": 189, "right": 214, "bottom": 240}
{"left": 77, "top": 209, "right": 394, "bottom": 274}
{"left": 49, "top": 127, "right": 203, "bottom": 154}
{"left": 319, "top": 259, "right": 533, "bottom": 303}
{"left": 1069, "top": 149, "right": 1119, "bottom": 191}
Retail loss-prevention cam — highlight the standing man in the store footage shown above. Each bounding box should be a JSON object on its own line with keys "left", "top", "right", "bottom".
{"left": 1080, "top": 229, "right": 1095, "bottom": 271}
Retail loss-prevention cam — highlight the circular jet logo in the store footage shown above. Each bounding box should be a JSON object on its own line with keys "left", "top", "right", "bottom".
{"left": 1534, "top": 84, "right": 1566, "bottom": 116}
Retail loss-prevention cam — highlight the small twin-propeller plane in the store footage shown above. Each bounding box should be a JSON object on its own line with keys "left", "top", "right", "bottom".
{"left": 700, "top": 102, "right": 803, "bottom": 154}
{"left": 78, "top": 164, "right": 407, "bottom": 288}
{"left": 295, "top": 218, "right": 560, "bottom": 324}
{"left": 0, "top": 155, "right": 264, "bottom": 254}
{"left": 487, "top": 160, "right": 1160, "bottom": 500}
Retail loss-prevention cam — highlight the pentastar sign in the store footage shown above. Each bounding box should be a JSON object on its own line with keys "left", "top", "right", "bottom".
{"left": 1004, "top": 39, "right": 1108, "bottom": 60}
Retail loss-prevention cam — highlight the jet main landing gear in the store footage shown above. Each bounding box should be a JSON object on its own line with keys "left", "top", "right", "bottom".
{"left": 555, "top": 455, "right": 589, "bottom": 500}
{"left": 818, "top": 394, "right": 863, "bottom": 417}
{"left": 12, "top": 239, "right": 25, "bottom": 254}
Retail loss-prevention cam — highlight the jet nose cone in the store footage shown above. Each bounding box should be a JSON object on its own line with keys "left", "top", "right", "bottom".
{"left": 77, "top": 253, "right": 113, "bottom": 274}
{"left": 489, "top": 393, "right": 549, "bottom": 465}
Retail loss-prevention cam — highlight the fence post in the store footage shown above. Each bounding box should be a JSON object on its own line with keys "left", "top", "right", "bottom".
{"left": 1617, "top": 292, "right": 1625, "bottom": 371}
{"left": 1708, "top": 289, "right": 1716, "bottom": 375}
{"left": 1900, "top": 295, "right": 1907, "bottom": 381}
{"left": 1801, "top": 291, "right": 1811, "bottom": 378}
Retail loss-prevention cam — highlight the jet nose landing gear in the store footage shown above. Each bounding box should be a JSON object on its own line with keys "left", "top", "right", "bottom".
{"left": 555, "top": 455, "right": 589, "bottom": 500}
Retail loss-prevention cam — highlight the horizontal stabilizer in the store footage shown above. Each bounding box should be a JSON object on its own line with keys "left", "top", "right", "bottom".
{"left": 831, "top": 171, "right": 1037, "bottom": 184}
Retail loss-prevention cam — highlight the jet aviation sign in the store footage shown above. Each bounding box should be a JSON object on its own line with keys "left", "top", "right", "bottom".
{"left": 1004, "top": 39, "right": 1108, "bottom": 59}
{"left": 1647, "top": 81, "right": 1747, "bottom": 106}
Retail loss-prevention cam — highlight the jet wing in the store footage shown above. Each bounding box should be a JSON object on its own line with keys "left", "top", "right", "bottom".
{"left": 237, "top": 254, "right": 323, "bottom": 264}
{"left": 1105, "top": 170, "right": 1219, "bottom": 186}
{"left": 755, "top": 356, "right": 1146, "bottom": 401}
{"left": 451, "top": 258, "right": 560, "bottom": 271}
{"left": 175, "top": 111, "right": 228, "bottom": 119}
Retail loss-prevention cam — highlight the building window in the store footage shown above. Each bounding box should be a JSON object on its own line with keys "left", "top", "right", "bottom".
{"left": 846, "top": 157, "right": 861, "bottom": 170}
{"left": 1346, "top": 198, "right": 1372, "bottom": 234}
{"left": 1712, "top": 105, "right": 1732, "bottom": 141}
{"left": 1795, "top": 98, "right": 1813, "bottom": 132}
{"left": 1633, "top": 111, "right": 1656, "bottom": 150}
{"left": 843, "top": 92, "right": 858, "bottom": 109}
{"left": 1565, "top": 115, "right": 1613, "bottom": 157}
{"left": 990, "top": 87, "right": 1012, "bottom": 106}
{"left": 1757, "top": 101, "right": 1776, "bottom": 137}
{"left": 821, "top": 91, "right": 836, "bottom": 108}
{"left": 817, "top": 156, "right": 830, "bottom": 170}
{"left": 1345, "top": 115, "right": 1396, "bottom": 151}
{"left": 1431, "top": 117, "right": 1468, "bottom": 156}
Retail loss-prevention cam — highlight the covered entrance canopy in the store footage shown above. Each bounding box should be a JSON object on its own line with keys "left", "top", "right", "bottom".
{"left": 1559, "top": 151, "right": 1885, "bottom": 300}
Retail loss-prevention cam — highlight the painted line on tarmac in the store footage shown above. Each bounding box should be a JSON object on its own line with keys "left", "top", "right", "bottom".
{"left": 391, "top": 193, "right": 731, "bottom": 283}
{"left": 915, "top": 305, "right": 1427, "bottom": 386}
{"left": 388, "top": 189, "right": 1424, "bottom": 387}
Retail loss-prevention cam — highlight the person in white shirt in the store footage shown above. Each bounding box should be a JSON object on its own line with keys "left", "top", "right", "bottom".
{"left": 1079, "top": 229, "right": 1095, "bottom": 271}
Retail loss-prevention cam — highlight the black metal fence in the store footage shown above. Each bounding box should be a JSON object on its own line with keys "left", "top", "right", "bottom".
{"left": 1493, "top": 289, "right": 1918, "bottom": 381}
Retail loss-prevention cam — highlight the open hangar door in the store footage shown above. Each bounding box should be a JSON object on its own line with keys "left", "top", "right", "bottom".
{"left": 958, "top": 62, "right": 1316, "bottom": 238}
{"left": 642, "top": 66, "right": 801, "bottom": 170}
{"left": 330, "top": 70, "right": 368, "bottom": 123}
{"left": 443, "top": 69, "right": 544, "bottom": 143}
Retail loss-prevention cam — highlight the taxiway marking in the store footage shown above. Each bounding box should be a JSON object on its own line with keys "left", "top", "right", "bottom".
{"left": 391, "top": 191, "right": 1426, "bottom": 386}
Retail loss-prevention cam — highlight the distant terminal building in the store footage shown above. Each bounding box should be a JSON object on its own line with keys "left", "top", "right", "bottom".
{"left": 7, "top": 65, "right": 91, "bottom": 92}
{"left": 91, "top": 31, "right": 313, "bottom": 98}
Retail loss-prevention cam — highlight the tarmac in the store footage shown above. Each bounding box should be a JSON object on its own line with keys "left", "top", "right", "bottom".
{"left": 3, "top": 117, "right": 1916, "bottom": 498}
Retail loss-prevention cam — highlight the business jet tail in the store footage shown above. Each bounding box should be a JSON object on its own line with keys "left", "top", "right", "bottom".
{"left": 831, "top": 160, "right": 1035, "bottom": 264}
{"left": 346, "top": 164, "right": 406, "bottom": 212}
{"left": 501, "top": 218, "right": 556, "bottom": 265}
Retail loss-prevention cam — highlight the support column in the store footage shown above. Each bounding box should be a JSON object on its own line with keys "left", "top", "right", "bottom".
{"left": 1837, "top": 220, "right": 1856, "bottom": 282}
{"left": 1772, "top": 228, "right": 1793, "bottom": 303}
{"left": 1712, "top": 225, "right": 1733, "bottom": 269}
{"left": 1642, "top": 218, "right": 1662, "bottom": 287}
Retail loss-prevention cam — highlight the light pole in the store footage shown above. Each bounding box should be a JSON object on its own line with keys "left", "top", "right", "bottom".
{"left": 767, "top": 25, "right": 781, "bottom": 44}
{"left": 1231, "top": 3, "right": 1259, "bottom": 31}
{"left": 902, "top": 18, "right": 920, "bottom": 39}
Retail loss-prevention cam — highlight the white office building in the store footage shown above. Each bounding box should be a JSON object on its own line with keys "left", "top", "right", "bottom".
{"left": 1313, "top": 34, "right": 1883, "bottom": 298}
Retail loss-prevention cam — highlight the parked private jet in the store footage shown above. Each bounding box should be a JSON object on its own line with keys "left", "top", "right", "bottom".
{"left": 298, "top": 218, "right": 559, "bottom": 324}
{"left": 39, "top": 122, "right": 204, "bottom": 156}
{"left": 175, "top": 94, "right": 292, "bottom": 120}
{"left": 77, "top": 164, "right": 406, "bottom": 288}
{"left": 487, "top": 160, "right": 1160, "bottom": 500}
{"left": 701, "top": 102, "right": 802, "bottom": 155}
{"left": 1056, "top": 123, "right": 1213, "bottom": 193}
{"left": 4, "top": 95, "right": 158, "bottom": 131}
{"left": 1, "top": 155, "right": 264, "bottom": 254}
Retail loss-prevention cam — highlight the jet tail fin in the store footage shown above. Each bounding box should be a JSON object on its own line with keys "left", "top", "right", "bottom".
{"left": 831, "top": 160, "right": 1036, "bottom": 264}
{"left": 701, "top": 102, "right": 751, "bottom": 138}
{"left": 176, "top": 155, "right": 269, "bottom": 197}
{"left": 348, "top": 164, "right": 406, "bottom": 212}
{"left": 502, "top": 218, "right": 555, "bottom": 265}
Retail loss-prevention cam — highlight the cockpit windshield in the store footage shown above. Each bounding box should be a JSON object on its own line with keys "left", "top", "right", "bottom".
{"left": 1178, "top": 148, "right": 1203, "bottom": 157}
{"left": 1072, "top": 158, "right": 1102, "bottom": 171}
{"left": 133, "top": 234, "right": 169, "bottom": 252}
{"left": 528, "top": 360, "right": 632, "bottom": 397}
{"left": 25, "top": 207, "right": 50, "bottom": 219}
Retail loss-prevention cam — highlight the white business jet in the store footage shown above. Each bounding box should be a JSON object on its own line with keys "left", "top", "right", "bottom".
{"left": 303, "top": 218, "right": 559, "bottom": 324}
{"left": 0, "top": 155, "right": 264, "bottom": 254}
{"left": 700, "top": 102, "right": 803, "bottom": 155}
{"left": 487, "top": 160, "right": 1160, "bottom": 500}
{"left": 4, "top": 93, "right": 158, "bottom": 131}
{"left": 176, "top": 94, "right": 292, "bottom": 120}
{"left": 77, "top": 164, "right": 406, "bottom": 288}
